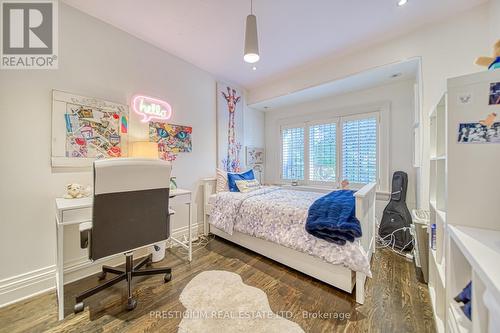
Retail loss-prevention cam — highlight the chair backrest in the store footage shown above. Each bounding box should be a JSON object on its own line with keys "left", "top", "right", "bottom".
{"left": 91, "top": 158, "right": 172, "bottom": 260}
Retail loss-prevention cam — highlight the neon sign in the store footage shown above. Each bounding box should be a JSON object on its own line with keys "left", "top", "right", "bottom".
{"left": 132, "top": 95, "right": 172, "bottom": 123}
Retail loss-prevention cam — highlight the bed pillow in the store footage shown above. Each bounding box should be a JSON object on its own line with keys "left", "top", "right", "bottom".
{"left": 227, "top": 169, "right": 255, "bottom": 192}
{"left": 216, "top": 168, "right": 229, "bottom": 193}
{"left": 235, "top": 179, "right": 261, "bottom": 193}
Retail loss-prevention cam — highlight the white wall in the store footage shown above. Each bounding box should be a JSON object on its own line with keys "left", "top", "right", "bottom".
{"left": 265, "top": 80, "right": 416, "bottom": 214}
{"left": 250, "top": 3, "right": 492, "bottom": 209}
{"left": 0, "top": 3, "right": 263, "bottom": 305}
{"left": 245, "top": 107, "right": 265, "bottom": 148}
{"left": 490, "top": 0, "right": 500, "bottom": 45}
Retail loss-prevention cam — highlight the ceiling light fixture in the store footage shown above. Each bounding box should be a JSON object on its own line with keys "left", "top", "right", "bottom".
{"left": 252, "top": 66, "right": 257, "bottom": 71}
{"left": 397, "top": 0, "right": 408, "bottom": 7}
{"left": 244, "top": 0, "right": 260, "bottom": 63}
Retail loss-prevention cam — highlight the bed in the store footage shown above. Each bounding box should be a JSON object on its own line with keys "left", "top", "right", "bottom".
{"left": 201, "top": 179, "right": 377, "bottom": 304}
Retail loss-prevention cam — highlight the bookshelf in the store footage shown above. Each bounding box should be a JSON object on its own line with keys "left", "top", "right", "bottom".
{"left": 429, "top": 70, "right": 500, "bottom": 333}
{"left": 428, "top": 93, "right": 447, "bottom": 333}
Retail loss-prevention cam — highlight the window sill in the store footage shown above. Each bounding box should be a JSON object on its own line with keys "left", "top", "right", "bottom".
{"left": 277, "top": 183, "right": 390, "bottom": 200}
{"left": 279, "top": 184, "right": 334, "bottom": 193}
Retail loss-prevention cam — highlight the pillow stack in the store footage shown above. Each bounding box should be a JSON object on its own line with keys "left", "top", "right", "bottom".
{"left": 216, "top": 169, "right": 260, "bottom": 193}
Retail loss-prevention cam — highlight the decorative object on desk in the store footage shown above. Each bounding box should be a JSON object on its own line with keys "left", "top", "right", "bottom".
{"left": 489, "top": 82, "right": 500, "bottom": 105}
{"left": 64, "top": 184, "right": 91, "bottom": 199}
{"left": 149, "top": 122, "right": 192, "bottom": 162}
{"left": 129, "top": 141, "right": 158, "bottom": 158}
{"left": 475, "top": 40, "right": 500, "bottom": 71}
{"left": 178, "top": 271, "right": 304, "bottom": 333}
{"left": 217, "top": 83, "right": 244, "bottom": 172}
{"left": 457, "top": 122, "right": 500, "bottom": 144}
{"left": 245, "top": 146, "right": 264, "bottom": 166}
{"left": 52, "top": 90, "right": 129, "bottom": 166}
{"left": 131, "top": 95, "right": 172, "bottom": 123}
{"left": 170, "top": 177, "right": 177, "bottom": 190}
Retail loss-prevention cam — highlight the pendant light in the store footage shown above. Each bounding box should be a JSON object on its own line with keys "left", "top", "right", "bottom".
{"left": 244, "top": 0, "right": 260, "bottom": 63}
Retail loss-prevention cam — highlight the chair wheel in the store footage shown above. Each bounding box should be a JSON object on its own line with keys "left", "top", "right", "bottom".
{"left": 97, "top": 271, "right": 106, "bottom": 280}
{"left": 126, "top": 298, "right": 137, "bottom": 310}
{"left": 164, "top": 272, "right": 172, "bottom": 283}
{"left": 74, "top": 302, "right": 84, "bottom": 314}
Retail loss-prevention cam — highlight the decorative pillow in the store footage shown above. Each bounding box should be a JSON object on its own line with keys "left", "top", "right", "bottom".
{"left": 227, "top": 169, "right": 255, "bottom": 192}
{"left": 235, "top": 179, "right": 261, "bottom": 193}
{"left": 216, "top": 169, "right": 229, "bottom": 193}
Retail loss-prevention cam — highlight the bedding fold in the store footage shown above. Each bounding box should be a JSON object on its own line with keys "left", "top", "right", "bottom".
{"left": 305, "top": 190, "right": 362, "bottom": 245}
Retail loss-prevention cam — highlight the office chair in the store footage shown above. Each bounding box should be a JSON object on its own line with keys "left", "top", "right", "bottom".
{"left": 74, "top": 158, "right": 173, "bottom": 313}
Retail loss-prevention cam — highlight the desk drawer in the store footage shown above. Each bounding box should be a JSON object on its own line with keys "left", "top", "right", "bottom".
{"left": 62, "top": 207, "right": 92, "bottom": 224}
{"left": 170, "top": 194, "right": 191, "bottom": 206}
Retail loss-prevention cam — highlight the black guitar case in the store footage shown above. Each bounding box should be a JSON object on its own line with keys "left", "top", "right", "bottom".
{"left": 379, "top": 171, "right": 413, "bottom": 251}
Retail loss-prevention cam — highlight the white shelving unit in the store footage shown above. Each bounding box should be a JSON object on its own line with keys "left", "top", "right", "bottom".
{"left": 428, "top": 94, "right": 448, "bottom": 333}
{"left": 429, "top": 70, "right": 500, "bottom": 333}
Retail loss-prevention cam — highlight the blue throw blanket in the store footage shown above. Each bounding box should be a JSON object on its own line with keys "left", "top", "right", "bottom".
{"left": 305, "top": 190, "right": 362, "bottom": 245}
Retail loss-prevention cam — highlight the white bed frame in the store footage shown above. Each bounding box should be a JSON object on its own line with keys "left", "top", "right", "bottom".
{"left": 201, "top": 179, "right": 377, "bottom": 304}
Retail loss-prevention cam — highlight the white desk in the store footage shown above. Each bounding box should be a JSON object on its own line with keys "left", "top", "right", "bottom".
{"left": 54, "top": 188, "right": 192, "bottom": 320}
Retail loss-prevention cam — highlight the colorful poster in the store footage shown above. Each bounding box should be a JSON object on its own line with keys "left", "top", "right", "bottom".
{"left": 217, "top": 83, "right": 244, "bottom": 172}
{"left": 149, "top": 122, "right": 192, "bottom": 161}
{"left": 65, "top": 104, "right": 126, "bottom": 159}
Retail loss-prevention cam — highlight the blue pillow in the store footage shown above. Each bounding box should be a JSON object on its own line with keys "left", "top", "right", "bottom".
{"left": 227, "top": 170, "right": 255, "bottom": 192}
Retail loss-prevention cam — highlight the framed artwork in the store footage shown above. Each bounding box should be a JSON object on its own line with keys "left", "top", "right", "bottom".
{"left": 246, "top": 147, "right": 264, "bottom": 166}
{"left": 489, "top": 82, "right": 500, "bottom": 105}
{"left": 217, "top": 83, "right": 244, "bottom": 172}
{"left": 51, "top": 90, "right": 129, "bottom": 167}
{"left": 457, "top": 122, "right": 500, "bottom": 144}
{"left": 149, "top": 122, "right": 192, "bottom": 161}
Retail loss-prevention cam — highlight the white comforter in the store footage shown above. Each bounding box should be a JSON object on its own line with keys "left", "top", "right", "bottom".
{"left": 208, "top": 187, "right": 371, "bottom": 276}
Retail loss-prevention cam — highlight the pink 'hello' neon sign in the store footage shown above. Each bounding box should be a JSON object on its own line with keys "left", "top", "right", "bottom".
{"left": 132, "top": 95, "right": 172, "bottom": 123}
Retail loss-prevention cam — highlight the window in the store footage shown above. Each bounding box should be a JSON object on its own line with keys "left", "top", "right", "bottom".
{"left": 280, "top": 111, "right": 383, "bottom": 188}
{"left": 309, "top": 123, "right": 336, "bottom": 182}
{"left": 342, "top": 116, "right": 377, "bottom": 184}
{"left": 281, "top": 127, "right": 304, "bottom": 180}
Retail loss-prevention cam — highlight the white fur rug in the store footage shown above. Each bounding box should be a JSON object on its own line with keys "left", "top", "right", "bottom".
{"left": 178, "top": 270, "right": 304, "bottom": 333}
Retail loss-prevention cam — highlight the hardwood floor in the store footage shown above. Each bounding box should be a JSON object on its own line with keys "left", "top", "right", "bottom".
{"left": 0, "top": 237, "right": 435, "bottom": 333}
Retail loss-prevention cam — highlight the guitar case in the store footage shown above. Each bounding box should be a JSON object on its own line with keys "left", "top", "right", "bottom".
{"left": 379, "top": 171, "right": 413, "bottom": 251}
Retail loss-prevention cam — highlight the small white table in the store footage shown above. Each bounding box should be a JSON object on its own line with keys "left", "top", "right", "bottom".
{"left": 54, "top": 188, "right": 192, "bottom": 321}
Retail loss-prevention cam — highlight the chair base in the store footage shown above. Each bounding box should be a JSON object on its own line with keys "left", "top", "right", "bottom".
{"left": 74, "top": 252, "right": 171, "bottom": 313}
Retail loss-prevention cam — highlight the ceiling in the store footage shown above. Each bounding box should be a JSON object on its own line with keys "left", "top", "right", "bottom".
{"left": 63, "top": 0, "right": 486, "bottom": 89}
{"left": 251, "top": 58, "right": 420, "bottom": 111}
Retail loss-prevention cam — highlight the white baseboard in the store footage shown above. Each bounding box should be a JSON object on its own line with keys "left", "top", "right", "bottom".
{"left": 0, "top": 222, "right": 203, "bottom": 309}
{"left": 0, "top": 266, "right": 56, "bottom": 309}
{"left": 168, "top": 222, "right": 203, "bottom": 246}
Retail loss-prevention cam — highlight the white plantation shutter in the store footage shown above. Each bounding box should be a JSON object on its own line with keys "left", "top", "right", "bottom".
{"left": 342, "top": 116, "right": 377, "bottom": 184}
{"left": 281, "top": 127, "right": 305, "bottom": 180}
{"left": 309, "top": 123, "right": 336, "bottom": 182}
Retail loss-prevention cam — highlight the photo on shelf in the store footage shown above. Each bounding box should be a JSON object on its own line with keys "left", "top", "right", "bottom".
{"left": 489, "top": 82, "right": 500, "bottom": 105}
{"left": 457, "top": 122, "right": 500, "bottom": 144}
